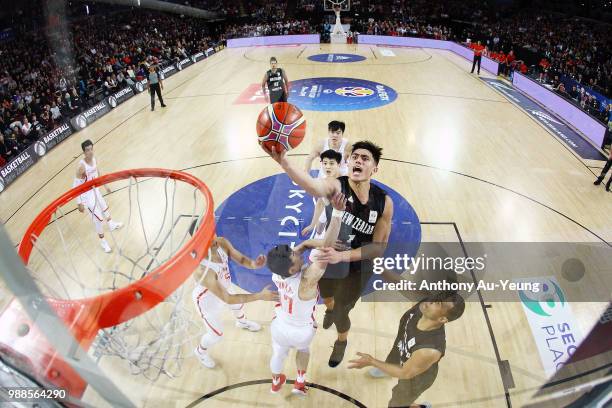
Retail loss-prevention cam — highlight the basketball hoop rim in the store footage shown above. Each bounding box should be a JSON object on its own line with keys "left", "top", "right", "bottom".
{"left": 17, "top": 168, "right": 216, "bottom": 331}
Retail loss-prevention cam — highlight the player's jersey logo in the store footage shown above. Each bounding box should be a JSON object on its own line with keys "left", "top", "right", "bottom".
{"left": 335, "top": 87, "right": 374, "bottom": 97}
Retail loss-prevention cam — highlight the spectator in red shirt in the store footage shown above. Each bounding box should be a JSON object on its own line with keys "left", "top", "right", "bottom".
{"left": 471, "top": 41, "right": 484, "bottom": 75}
{"left": 497, "top": 51, "right": 507, "bottom": 75}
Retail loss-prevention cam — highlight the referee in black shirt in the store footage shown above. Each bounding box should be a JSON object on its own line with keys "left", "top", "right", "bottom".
{"left": 348, "top": 294, "right": 465, "bottom": 408}
{"left": 148, "top": 65, "right": 167, "bottom": 111}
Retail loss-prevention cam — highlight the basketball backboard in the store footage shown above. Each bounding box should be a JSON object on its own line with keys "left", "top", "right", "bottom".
{"left": 323, "top": 0, "right": 350, "bottom": 11}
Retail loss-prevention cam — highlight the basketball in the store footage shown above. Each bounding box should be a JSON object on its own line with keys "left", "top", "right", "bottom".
{"left": 256, "top": 102, "right": 306, "bottom": 153}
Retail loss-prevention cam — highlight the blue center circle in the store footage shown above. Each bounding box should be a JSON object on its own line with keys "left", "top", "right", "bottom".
{"left": 287, "top": 77, "right": 398, "bottom": 111}
{"left": 215, "top": 173, "right": 421, "bottom": 293}
{"left": 308, "top": 53, "right": 366, "bottom": 63}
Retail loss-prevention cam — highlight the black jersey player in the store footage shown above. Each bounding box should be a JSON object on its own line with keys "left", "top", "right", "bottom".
{"left": 261, "top": 56, "right": 289, "bottom": 104}
{"left": 265, "top": 140, "right": 394, "bottom": 368}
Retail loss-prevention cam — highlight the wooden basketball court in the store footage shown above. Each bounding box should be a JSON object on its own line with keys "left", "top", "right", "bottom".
{"left": 1, "top": 44, "right": 610, "bottom": 407}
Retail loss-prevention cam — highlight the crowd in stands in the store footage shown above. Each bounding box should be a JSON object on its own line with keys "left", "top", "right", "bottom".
{"left": 0, "top": 8, "right": 217, "bottom": 165}
{"left": 1, "top": 1, "right": 611, "bottom": 165}
{"left": 223, "top": 20, "right": 314, "bottom": 39}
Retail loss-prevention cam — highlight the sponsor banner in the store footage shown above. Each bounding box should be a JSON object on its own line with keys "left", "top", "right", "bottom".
{"left": 205, "top": 47, "right": 215, "bottom": 57}
{"left": 513, "top": 72, "right": 607, "bottom": 148}
{"left": 135, "top": 78, "right": 148, "bottom": 93}
{"left": 234, "top": 83, "right": 267, "bottom": 105}
{"left": 227, "top": 34, "right": 320, "bottom": 48}
{"left": 518, "top": 276, "right": 584, "bottom": 376}
{"left": 357, "top": 36, "right": 500, "bottom": 75}
{"left": 379, "top": 48, "right": 396, "bottom": 57}
{"left": 107, "top": 87, "right": 134, "bottom": 108}
{"left": 176, "top": 57, "right": 193, "bottom": 71}
{"left": 70, "top": 99, "right": 111, "bottom": 131}
{"left": 191, "top": 52, "right": 206, "bottom": 63}
{"left": 287, "top": 77, "right": 398, "bottom": 111}
{"left": 215, "top": 173, "right": 420, "bottom": 293}
{"left": 481, "top": 78, "right": 606, "bottom": 160}
{"left": 359, "top": 35, "right": 452, "bottom": 49}
{"left": 308, "top": 53, "right": 367, "bottom": 63}
{"left": 0, "top": 145, "right": 38, "bottom": 189}
{"left": 158, "top": 64, "right": 177, "bottom": 80}
{"left": 38, "top": 122, "right": 72, "bottom": 152}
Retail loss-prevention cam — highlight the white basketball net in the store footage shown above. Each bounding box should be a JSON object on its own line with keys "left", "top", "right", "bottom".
{"left": 25, "top": 175, "right": 211, "bottom": 382}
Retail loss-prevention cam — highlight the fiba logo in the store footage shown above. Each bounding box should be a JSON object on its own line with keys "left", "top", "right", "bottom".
{"left": 76, "top": 115, "right": 88, "bottom": 129}
{"left": 136, "top": 82, "right": 144, "bottom": 93}
{"left": 33, "top": 141, "right": 47, "bottom": 157}
{"left": 0, "top": 177, "right": 4, "bottom": 193}
{"left": 108, "top": 96, "right": 118, "bottom": 108}
{"left": 334, "top": 87, "right": 375, "bottom": 97}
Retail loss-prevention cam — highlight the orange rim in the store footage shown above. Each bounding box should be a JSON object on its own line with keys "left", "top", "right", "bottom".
{"left": 17, "top": 168, "right": 215, "bottom": 341}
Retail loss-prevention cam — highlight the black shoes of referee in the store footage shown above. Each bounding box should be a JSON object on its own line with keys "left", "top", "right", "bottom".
{"left": 594, "top": 176, "right": 611, "bottom": 191}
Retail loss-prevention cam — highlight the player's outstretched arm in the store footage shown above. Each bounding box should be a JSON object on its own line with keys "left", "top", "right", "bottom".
{"left": 265, "top": 146, "right": 339, "bottom": 199}
{"left": 347, "top": 349, "right": 441, "bottom": 380}
{"left": 301, "top": 197, "right": 325, "bottom": 236}
{"left": 201, "top": 266, "right": 278, "bottom": 304}
{"left": 217, "top": 237, "right": 266, "bottom": 269}
{"left": 303, "top": 140, "right": 322, "bottom": 173}
{"left": 303, "top": 193, "right": 346, "bottom": 288}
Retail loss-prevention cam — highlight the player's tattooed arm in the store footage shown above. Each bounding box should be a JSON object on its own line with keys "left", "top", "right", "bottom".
{"left": 218, "top": 237, "right": 266, "bottom": 269}
{"left": 348, "top": 349, "right": 441, "bottom": 380}
{"left": 266, "top": 146, "right": 341, "bottom": 199}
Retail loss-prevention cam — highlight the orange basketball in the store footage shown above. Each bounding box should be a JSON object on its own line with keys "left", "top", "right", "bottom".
{"left": 256, "top": 102, "right": 306, "bottom": 153}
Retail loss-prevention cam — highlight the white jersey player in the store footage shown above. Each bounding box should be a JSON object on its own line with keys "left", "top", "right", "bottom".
{"left": 303, "top": 120, "right": 350, "bottom": 178}
{"left": 301, "top": 149, "right": 343, "bottom": 241}
{"left": 265, "top": 192, "right": 346, "bottom": 396}
{"left": 192, "top": 234, "right": 278, "bottom": 368}
{"left": 73, "top": 139, "right": 122, "bottom": 253}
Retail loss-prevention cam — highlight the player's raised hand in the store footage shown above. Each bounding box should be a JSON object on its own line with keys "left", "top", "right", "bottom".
{"left": 264, "top": 145, "right": 287, "bottom": 165}
{"left": 257, "top": 284, "right": 279, "bottom": 301}
{"left": 348, "top": 352, "right": 374, "bottom": 369}
{"left": 331, "top": 192, "right": 347, "bottom": 211}
{"left": 252, "top": 254, "right": 266, "bottom": 269}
